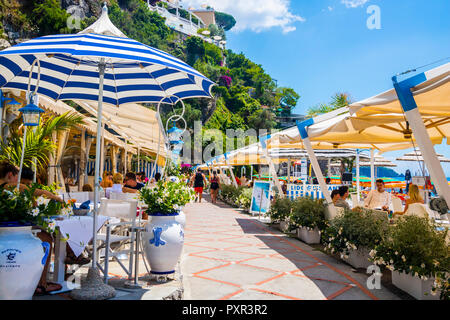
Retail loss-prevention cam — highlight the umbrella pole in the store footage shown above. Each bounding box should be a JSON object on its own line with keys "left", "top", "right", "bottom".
{"left": 370, "top": 149, "right": 375, "bottom": 190}
{"left": 356, "top": 149, "right": 360, "bottom": 204}
{"left": 92, "top": 60, "right": 106, "bottom": 270}
{"left": 71, "top": 58, "right": 115, "bottom": 300}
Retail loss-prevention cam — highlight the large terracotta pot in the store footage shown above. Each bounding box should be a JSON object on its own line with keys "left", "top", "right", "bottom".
{"left": 0, "top": 224, "right": 50, "bottom": 300}
{"left": 142, "top": 213, "right": 184, "bottom": 275}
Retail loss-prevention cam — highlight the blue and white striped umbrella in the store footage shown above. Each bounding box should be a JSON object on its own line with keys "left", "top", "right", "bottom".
{"left": 0, "top": 33, "right": 215, "bottom": 105}
{"left": 0, "top": 12, "right": 215, "bottom": 274}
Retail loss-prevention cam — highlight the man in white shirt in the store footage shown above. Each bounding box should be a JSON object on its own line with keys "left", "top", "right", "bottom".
{"left": 364, "top": 179, "right": 391, "bottom": 211}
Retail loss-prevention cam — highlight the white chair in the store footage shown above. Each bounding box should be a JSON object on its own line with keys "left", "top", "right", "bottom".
{"left": 350, "top": 193, "right": 364, "bottom": 208}
{"left": 96, "top": 199, "right": 138, "bottom": 283}
{"left": 88, "top": 191, "right": 105, "bottom": 202}
{"left": 69, "top": 186, "right": 79, "bottom": 192}
{"left": 59, "top": 192, "right": 90, "bottom": 203}
{"left": 405, "top": 203, "right": 430, "bottom": 219}
{"left": 110, "top": 192, "right": 139, "bottom": 201}
{"left": 392, "top": 196, "right": 403, "bottom": 213}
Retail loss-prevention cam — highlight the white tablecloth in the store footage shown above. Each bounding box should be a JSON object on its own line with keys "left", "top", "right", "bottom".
{"left": 54, "top": 215, "right": 109, "bottom": 257}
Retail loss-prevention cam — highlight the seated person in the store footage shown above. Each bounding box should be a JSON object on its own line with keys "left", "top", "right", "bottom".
{"left": 123, "top": 172, "right": 145, "bottom": 193}
{"left": 106, "top": 173, "right": 124, "bottom": 198}
{"left": 100, "top": 172, "right": 113, "bottom": 189}
{"left": 149, "top": 172, "right": 161, "bottom": 184}
{"left": 335, "top": 186, "right": 351, "bottom": 210}
{"left": 137, "top": 171, "right": 149, "bottom": 184}
{"left": 15, "top": 165, "right": 89, "bottom": 294}
{"left": 331, "top": 189, "right": 340, "bottom": 205}
{"left": 364, "top": 179, "right": 391, "bottom": 211}
{"left": 393, "top": 184, "right": 425, "bottom": 217}
{"left": 0, "top": 161, "right": 62, "bottom": 202}
{"left": 20, "top": 166, "right": 35, "bottom": 185}
{"left": 82, "top": 184, "right": 94, "bottom": 192}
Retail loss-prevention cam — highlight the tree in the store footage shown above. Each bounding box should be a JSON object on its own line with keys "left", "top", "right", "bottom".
{"left": 330, "top": 92, "right": 352, "bottom": 109}
{"left": 0, "top": 112, "right": 84, "bottom": 169}
{"left": 307, "top": 92, "right": 352, "bottom": 117}
{"left": 248, "top": 109, "right": 276, "bottom": 131}
{"left": 276, "top": 87, "right": 300, "bottom": 114}
{"left": 32, "top": 0, "right": 71, "bottom": 35}
{"left": 215, "top": 11, "right": 236, "bottom": 31}
{"left": 186, "top": 36, "right": 205, "bottom": 65}
{"left": 208, "top": 23, "right": 226, "bottom": 40}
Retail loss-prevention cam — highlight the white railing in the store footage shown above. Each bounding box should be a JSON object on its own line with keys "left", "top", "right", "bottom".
{"left": 146, "top": 1, "right": 224, "bottom": 48}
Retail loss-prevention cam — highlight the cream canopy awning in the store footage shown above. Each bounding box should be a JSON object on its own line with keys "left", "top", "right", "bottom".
{"left": 265, "top": 63, "right": 449, "bottom": 152}
{"left": 76, "top": 101, "right": 168, "bottom": 162}
{"left": 350, "top": 62, "right": 450, "bottom": 117}
{"left": 5, "top": 89, "right": 133, "bottom": 152}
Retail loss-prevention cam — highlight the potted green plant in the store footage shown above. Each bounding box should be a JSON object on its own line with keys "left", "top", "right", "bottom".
{"left": 322, "top": 207, "right": 390, "bottom": 269}
{"left": 370, "top": 216, "right": 449, "bottom": 300}
{"left": 268, "top": 196, "right": 293, "bottom": 232}
{"left": 0, "top": 184, "right": 72, "bottom": 300}
{"left": 290, "top": 197, "right": 327, "bottom": 244}
{"left": 139, "top": 180, "right": 194, "bottom": 276}
{"left": 238, "top": 188, "right": 252, "bottom": 212}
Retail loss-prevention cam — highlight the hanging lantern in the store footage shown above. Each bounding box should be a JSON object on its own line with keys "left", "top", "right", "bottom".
{"left": 19, "top": 99, "right": 44, "bottom": 127}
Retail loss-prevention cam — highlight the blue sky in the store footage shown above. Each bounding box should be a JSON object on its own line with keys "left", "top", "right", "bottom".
{"left": 183, "top": 0, "right": 450, "bottom": 176}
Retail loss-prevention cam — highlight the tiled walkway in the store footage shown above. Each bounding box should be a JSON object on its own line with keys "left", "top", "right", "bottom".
{"left": 181, "top": 198, "right": 400, "bottom": 300}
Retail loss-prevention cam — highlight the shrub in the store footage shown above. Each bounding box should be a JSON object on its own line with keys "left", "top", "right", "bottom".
{"left": 268, "top": 196, "right": 293, "bottom": 223}
{"left": 221, "top": 185, "right": 246, "bottom": 205}
{"left": 371, "top": 216, "right": 449, "bottom": 300}
{"left": 238, "top": 188, "right": 252, "bottom": 212}
{"left": 322, "top": 207, "right": 390, "bottom": 258}
{"left": 290, "top": 197, "right": 327, "bottom": 231}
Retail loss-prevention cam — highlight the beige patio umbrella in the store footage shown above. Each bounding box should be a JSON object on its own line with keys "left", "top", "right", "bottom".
{"left": 396, "top": 148, "right": 450, "bottom": 163}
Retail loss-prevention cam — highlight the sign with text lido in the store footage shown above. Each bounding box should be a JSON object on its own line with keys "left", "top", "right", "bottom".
{"left": 287, "top": 184, "right": 339, "bottom": 200}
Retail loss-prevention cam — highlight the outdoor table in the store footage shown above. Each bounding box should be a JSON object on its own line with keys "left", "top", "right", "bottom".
{"left": 52, "top": 214, "right": 109, "bottom": 292}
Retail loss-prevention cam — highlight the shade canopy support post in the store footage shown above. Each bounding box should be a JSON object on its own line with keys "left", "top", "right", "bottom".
{"left": 296, "top": 119, "right": 336, "bottom": 219}
{"left": 356, "top": 149, "right": 361, "bottom": 203}
{"left": 370, "top": 148, "right": 375, "bottom": 190}
{"left": 260, "top": 135, "right": 283, "bottom": 197}
{"left": 224, "top": 153, "right": 238, "bottom": 188}
{"left": 287, "top": 157, "right": 291, "bottom": 184}
{"left": 393, "top": 74, "right": 450, "bottom": 207}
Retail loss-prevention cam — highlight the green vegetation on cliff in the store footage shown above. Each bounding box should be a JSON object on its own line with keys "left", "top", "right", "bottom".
{"left": 0, "top": 0, "right": 300, "bottom": 158}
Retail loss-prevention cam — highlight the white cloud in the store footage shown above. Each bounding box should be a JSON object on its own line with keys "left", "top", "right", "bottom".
{"left": 328, "top": 6, "right": 334, "bottom": 11}
{"left": 180, "top": 0, "right": 305, "bottom": 33}
{"left": 341, "top": 0, "right": 370, "bottom": 8}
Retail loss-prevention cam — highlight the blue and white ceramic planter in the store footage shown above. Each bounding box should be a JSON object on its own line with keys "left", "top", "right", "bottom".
{"left": 0, "top": 224, "right": 50, "bottom": 300}
{"left": 175, "top": 210, "right": 186, "bottom": 228}
{"left": 142, "top": 213, "right": 184, "bottom": 275}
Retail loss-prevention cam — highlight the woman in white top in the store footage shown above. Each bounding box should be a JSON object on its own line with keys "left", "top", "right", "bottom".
{"left": 393, "top": 184, "right": 425, "bottom": 217}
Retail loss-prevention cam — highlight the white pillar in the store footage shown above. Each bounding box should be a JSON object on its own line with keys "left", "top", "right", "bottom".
{"left": 260, "top": 142, "right": 283, "bottom": 196}
{"left": 370, "top": 148, "right": 375, "bottom": 190}
{"left": 226, "top": 160, "right": 238, "bottom": 188}
{"left": 404, "top": 108, "right": 450, "bottom": 206}
{"left": 356, "top": 149, "right": 360, "bottom": 203}
{"left": 287, "top": 157, "right": 291, "bottom": 184}
{"left": 327, "top": 158, "right": 331, "bottom": 178}
{"left": 303, "top": 137, "right": 336, "bottom": 219}
{"left": 393, "top": 75, "right": 450, "bottom": 207}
